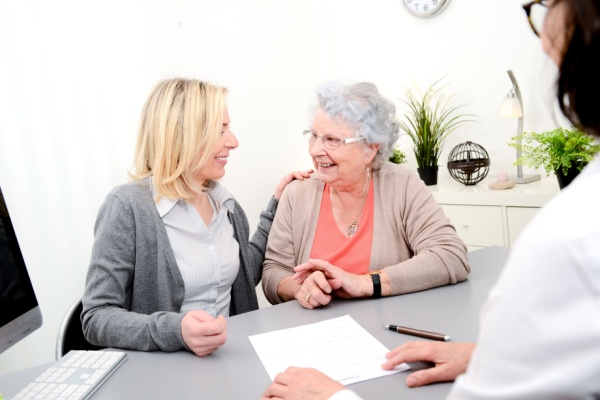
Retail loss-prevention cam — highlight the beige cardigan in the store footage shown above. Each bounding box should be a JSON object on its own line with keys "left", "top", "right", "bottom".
{"left": 262, "top": 162, "right": 470, "bottom": 304}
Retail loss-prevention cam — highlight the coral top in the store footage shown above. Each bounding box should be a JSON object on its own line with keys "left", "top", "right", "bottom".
{"left": 309, "top": 181, "right": 374, "bottom": 274}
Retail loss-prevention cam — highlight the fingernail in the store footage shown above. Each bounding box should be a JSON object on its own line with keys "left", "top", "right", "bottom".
{"left": 406, "top": 376, "right": 417, "bottom": 387}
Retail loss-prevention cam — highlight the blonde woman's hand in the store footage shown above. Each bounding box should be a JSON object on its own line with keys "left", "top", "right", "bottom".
{"left": 181, "top": 310, "right": 227, "bottom": 357}
{"left": 274, "top": 169, "right": 314, "bottom": 200}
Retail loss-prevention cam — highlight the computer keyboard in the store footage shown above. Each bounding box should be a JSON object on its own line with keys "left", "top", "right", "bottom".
{"left": 10, "top": 350, "right": 127, "bottom": 400}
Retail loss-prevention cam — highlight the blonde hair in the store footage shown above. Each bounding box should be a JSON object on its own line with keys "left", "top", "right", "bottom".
{"left": 130, "top": 78, "right": 227, "bottom": 202}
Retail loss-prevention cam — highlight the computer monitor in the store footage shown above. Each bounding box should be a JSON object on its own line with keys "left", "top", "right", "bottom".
{"left": 0, "top": 185, "right": 43, "bottom": 353}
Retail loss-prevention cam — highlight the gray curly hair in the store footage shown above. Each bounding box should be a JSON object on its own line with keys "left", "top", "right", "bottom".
{"left": 314, "top": 81, "right": 399, "bottom": 169}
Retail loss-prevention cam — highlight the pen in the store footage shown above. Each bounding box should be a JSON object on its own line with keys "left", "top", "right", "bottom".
{"left": 384, "top": 324, "right": 451, "bottom": 341}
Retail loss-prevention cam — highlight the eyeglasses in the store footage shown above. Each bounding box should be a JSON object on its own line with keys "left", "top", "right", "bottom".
{"left": 302, "top": 130, "right": 365, "bottom": 150}
{"left": 523, "top": 0, "right": 548, "bottom": 37}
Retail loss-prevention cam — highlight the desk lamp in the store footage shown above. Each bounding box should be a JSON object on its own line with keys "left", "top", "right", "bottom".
{"left": 499, "top": 70, "right": 541, "bottom": 184}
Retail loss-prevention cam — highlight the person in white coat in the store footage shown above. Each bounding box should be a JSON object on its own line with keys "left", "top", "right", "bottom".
{"left": 261, "top": 0, "right": 600, "bottom": 398}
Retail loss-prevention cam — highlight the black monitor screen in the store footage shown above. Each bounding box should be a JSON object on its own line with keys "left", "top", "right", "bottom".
{"left": 0, "top": 186, "right": 42, "bottom": 353}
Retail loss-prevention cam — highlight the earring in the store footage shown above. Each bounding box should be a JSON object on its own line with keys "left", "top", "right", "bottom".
{"left": 366, "top": 166, "right": 370, "bottom": 179}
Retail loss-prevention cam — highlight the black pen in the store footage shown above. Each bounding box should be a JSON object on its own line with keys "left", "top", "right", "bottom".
{"left": 384, "top": 324, "right": 451, "bottom": 341}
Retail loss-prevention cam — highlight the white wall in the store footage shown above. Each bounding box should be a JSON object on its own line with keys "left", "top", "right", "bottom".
{"left": 0, "top": 0, "right": 562, "bottom": 374}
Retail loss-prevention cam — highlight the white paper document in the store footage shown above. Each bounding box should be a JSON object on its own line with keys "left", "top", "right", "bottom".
{"left": 248, "top": 315, "right": 409, "bottom": 385}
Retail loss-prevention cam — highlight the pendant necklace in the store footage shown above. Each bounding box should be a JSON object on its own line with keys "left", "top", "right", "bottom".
{"left": 342, "top": 206, "right": 361, "bottom": 236}
{"left": 347, "top": 220, "right": 359, "bottom": 236}
{"left": 336, "top": 177, "right": 370, "bottom": 236}
{"left": 340, "top": 205, "right": 361, "bottom": 235}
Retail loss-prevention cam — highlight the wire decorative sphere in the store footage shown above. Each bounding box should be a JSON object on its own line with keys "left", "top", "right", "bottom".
{"left": 447, "top": 141, "right": 490, "bottom": 185}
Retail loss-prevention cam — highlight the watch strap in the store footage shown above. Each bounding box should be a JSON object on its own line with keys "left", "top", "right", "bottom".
{"left": 370, "top": 272, "right": 381, "bottom": 298}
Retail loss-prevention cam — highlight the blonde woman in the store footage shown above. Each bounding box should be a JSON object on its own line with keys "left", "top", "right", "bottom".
{"left": 82, "top": 79, "right": 310, "bottom": 357}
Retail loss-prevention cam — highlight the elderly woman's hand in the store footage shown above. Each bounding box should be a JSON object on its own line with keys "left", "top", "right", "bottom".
{"left": 274, "top": 169, "right": 314, "bottom": 200}
{"left": 294, "top": 270, "right": 342, "bottom": 309}
{"left": 293, "top": 259, "right": 374, "bottom": 299}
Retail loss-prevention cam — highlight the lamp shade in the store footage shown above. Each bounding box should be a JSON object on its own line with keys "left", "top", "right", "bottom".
{"left": 499, "top": 92, "right": 523, "bottom": 118}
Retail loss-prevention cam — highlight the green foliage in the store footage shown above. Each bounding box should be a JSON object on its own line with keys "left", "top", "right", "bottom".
{"left": 389, "top": 148, "right": 407, "bottom": 164}
{"left": 399, "top": 79, "right": 473, "bottom": 169}
{"left": 509, "top": 127, "right": 600, "bottom": 176}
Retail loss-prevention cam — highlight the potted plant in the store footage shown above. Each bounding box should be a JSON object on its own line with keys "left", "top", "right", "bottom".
{"left": 508, "top": 126, "right": 600, "bottom": 189}
{"left": 389, "top": 147, "right": 407, "bottom": 165}
{"left": 399, "top": 79, "right": 473, "bottom": 185}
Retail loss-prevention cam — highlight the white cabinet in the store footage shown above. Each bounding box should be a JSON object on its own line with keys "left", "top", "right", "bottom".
{"left": 440, "top": 205, "right": 504, "bottom": 249}
{"left": 506, "top": 207, "right": 540, "bottom": 246}
{"left": 429, "top": 176, "right": 559, "bottom": 250}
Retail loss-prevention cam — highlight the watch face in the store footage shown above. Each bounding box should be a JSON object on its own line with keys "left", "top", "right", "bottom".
{"left": 402, "top": 0, "right": 449, "bottom": 18}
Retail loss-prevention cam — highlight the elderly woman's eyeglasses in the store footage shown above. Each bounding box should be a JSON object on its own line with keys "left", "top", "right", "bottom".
{"left": 302, "top": 130, "right": 365, "bottom": 150}
{"left": 523, "top": 0, "right": 548, "bottom": 37}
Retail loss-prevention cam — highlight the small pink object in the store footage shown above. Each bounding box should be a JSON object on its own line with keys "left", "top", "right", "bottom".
{"left": 489, "top": 180, "right": 516, "bottom": 190}
{"left": 497, "top": 171, "right": 508, "bottom": 182}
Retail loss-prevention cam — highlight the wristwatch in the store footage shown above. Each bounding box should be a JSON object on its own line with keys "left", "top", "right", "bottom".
{"left": 365, "top": 270, "right": 382, "bottom": 298}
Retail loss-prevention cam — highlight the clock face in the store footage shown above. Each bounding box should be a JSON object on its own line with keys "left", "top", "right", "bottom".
{"left": 402, "top": 0, "right": 450, "bottom": 18}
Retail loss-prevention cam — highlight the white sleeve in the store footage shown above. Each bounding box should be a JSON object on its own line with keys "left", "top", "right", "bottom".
{"left": 447, "top": 197, "right": 600, "bottom": 399}
{"left": 329, "top": 389, "right": 365, "bottom": 400}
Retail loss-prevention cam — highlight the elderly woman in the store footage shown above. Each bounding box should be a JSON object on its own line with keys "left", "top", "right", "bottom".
{"left": 263, "top": 1, "right": 600, "bottom": 398}
{"left": 262, "top": 81, "right": 469, "bottom": 308}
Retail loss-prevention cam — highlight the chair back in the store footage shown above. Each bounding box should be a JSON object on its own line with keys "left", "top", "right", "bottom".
{"left": 55, "top": 295, "right": 104, "bottom": 360}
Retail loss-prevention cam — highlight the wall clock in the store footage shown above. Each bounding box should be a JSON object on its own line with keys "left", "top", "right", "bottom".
{"left": 401, "top": 0, "right": 451, "bottom": 18}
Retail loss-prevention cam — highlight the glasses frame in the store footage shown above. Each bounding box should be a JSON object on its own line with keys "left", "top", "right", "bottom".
{"left": 302, "top": 130, "right": 366, "bottom": 150}
{"left": 522, "top": 0, "right": 548, "bottom": 37}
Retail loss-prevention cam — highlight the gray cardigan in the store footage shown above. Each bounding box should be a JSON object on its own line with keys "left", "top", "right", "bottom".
{"left": 81, "top": 179, "right": 277, "bottom": 352}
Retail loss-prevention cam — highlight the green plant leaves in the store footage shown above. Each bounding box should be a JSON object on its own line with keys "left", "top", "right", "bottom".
{"left": 508, "top": 127, "right": 600, "bottom": 176}
{"left": 399, "top": 79, "right": 474, "bottom": 169}
{"left": 389, "top": 148, "right": 407, "bottom": 164}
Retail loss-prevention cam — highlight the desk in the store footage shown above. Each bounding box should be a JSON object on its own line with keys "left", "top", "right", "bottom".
{"left": 0, "top": 246, "right": 508, "bottom": 400}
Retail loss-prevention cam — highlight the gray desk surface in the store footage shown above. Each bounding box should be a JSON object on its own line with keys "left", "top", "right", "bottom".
{"left": 0, "top": 246, "right": 508, "bottom": 400}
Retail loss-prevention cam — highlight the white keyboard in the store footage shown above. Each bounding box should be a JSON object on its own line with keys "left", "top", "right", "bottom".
{"left": 11, "top": 350, "right": 127, "bottom": 400}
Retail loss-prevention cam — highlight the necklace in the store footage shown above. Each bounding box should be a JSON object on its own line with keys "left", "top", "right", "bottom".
{"left": 334, "top": 177, "right": 370, "bottom": 236}
{"left": 341, "top": 209, "right": 360, "bottom": 235}
{"left": 347, "top": 220, "right": 359, "bottom": 235}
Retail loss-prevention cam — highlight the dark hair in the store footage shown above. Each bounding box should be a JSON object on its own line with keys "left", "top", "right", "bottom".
{"left": 557, "top": 0, "right": 600, "bottom": 138}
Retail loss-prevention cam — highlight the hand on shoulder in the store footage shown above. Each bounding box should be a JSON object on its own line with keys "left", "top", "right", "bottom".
{"left": 274, "top": 169, "right": 314, "bottom": 200}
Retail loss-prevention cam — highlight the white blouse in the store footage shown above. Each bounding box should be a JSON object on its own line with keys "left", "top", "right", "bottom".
{"left": 154, "top": 181, "right": 240, "bottom": 317}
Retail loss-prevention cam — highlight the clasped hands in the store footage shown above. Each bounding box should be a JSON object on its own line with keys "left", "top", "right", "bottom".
{"left": 293, "top": 259, "right": 372, "bottom": 309}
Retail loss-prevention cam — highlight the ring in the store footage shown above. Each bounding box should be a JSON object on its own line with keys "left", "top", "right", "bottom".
{"left": 304, "top": 293, "right": 312, "bottom": 302}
